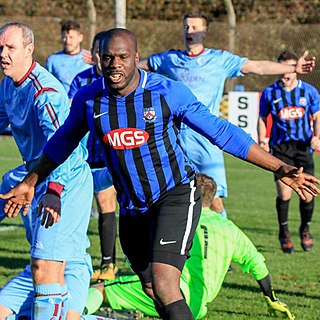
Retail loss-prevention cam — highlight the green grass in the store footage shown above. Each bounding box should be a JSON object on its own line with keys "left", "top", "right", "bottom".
{"left": 1, "top": 136, "right": 320, "bottom": 319}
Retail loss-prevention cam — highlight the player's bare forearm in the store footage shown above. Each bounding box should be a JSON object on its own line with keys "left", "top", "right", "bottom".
{"left": 242, "top": 51, "right": 315, "bottom": 75}
{"left": 245, "top": 143, "right": 285, "bottom": 172}
{"left": 245, "top": 143, "right": 320, "bottom": 200}
{"left": 28, "top": 153, "right": 59, "bottom": 187}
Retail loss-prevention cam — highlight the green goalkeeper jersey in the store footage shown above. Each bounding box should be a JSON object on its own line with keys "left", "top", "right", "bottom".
{"left": 101, "top": 209, "right": 269, "bottom": 319}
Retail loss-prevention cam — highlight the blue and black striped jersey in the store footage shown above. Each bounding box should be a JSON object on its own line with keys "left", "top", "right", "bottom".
{"left": 68, "top": 66, "right": 101, "bottom": 99}
{"left": 260, "top": 79, "right": 320, "bottom": 147}
{"left": 68, "top": 66, "right": 105, "bottom": 168}
{"left": 44, "top": 70, "right": 254, "bottom": 214}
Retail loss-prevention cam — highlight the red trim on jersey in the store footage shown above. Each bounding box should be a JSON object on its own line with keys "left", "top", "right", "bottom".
{"left": 29, "top": 70, "right": 58, "bottom": 100}
{"left": 15, "top": 60, "right": 36, "bottom": 86}
{"left": 186, "top": 47, "right": 205, "bottom": 57}
{"left": 53, "top": 303, "right": 60, "bottom": 316}
{"left": 46, "top": 182, "right": 64, "bottom": 197}
{"left": 45, "top": 102, "right": 60, "bottom": 129}
{"left": 58, "top": 301, "right": 65, "bottom": 320}
{"left": 34, "top": 87, "right": 58, "bottom": 99}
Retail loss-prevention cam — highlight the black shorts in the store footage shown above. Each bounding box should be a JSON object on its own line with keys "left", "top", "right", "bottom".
{"left": 87, "top": 160, "right": 106, "bottom": 169}
{"left": 119, "top": 179, "right": 201, "bottom": 283}
{"left": 271, "top": 141, "right": 314, "bottom": 180}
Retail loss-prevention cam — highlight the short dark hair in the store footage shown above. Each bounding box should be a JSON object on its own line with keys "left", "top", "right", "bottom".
{"left": 196, "top": 173, "right": 217, "bottom": 207}
{"left": 183, "top": 11, "right": 209, "bottom": 27}
{"left": 60, "top": 20, "right": 81, "bottom": 33}
{"left": 277, "top": 50, "right": 298, "bottom": 63}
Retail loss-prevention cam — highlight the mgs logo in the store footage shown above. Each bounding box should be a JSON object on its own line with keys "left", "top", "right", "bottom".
{"left": 278, "top": 106, "right": 305, "bottom": 120}
{"left": 103, "top": 128, "right": 149, "bottom": 150}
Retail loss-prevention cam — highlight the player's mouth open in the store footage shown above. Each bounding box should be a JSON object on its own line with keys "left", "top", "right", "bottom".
{"left": 1, "top": 61, "right": 9, "bottom": 68}
{"left": 109, "top": 72, "right": 123, "bottom": 83}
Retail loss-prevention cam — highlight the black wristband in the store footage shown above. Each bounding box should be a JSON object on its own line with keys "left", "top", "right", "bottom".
{"left": 257, "top": 274, "right": 274, "bottom": 300}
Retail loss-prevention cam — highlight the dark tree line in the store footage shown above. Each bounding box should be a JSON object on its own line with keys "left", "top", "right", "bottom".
{"left": 1, "top": 0, "right": 319, "bottom": 24}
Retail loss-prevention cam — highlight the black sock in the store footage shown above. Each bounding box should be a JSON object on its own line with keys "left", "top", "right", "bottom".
{"left": 276, "top": 197, "right": 290, "bottom": 236}
{"left": 163, "top": 299, "right": 194, "bottom": 320}
{"left": 154, "top": 301, "right": 166, "bottom": 319}
{"left": 299, "top": 199, "right": 314, "bottom": 232}
{"left": 98, "top": 211, "right": 117, "bottom": 266}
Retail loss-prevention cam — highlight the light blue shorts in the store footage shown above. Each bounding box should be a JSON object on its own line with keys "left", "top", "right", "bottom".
{"left": 179, "top": 129, "right": 228, "bottom": 197}
{"left": 0, "top": 254, "right": 93, "bottom": 317}
{"left": 65, "top": 254, "right": 93, "bottom": 313}
{"left": 31, "top": 163, "right": 93, "bottom": 261}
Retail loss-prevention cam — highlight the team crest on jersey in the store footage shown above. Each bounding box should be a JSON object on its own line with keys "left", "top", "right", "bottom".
{"left": 299, "top": 97, "right": 307, "bottom": 106}
{"left": 143, "top": 107, "right": 157, "bottom": 123}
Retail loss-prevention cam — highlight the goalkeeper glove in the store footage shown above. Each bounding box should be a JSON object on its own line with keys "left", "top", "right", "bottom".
{"left": 264, "top": 291, "right": 295, "bottom": 319}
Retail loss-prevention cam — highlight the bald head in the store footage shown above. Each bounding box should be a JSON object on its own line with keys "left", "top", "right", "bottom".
{"left": 100, "top": 28, "right": 138, "bottom": 54}
{"left": 0, "top": 21, "right": 34, "bottom": 47}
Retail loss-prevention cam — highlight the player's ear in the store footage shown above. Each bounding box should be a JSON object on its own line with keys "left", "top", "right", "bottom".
{"left": 135, "top": 52, "right": 140, "bottom": 65}
{"left": 79, "top": 33, "right": 84, "bottom": 43}
{"left": 25, "top": 43, "right": 34, "bottom": 57}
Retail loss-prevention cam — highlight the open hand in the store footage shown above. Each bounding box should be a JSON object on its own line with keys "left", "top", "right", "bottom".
{"left": 0, "top": 181, "right": 34, "bottom": 217}
{"left": 276, "top": 166, "right": 320, "bottom": 200}
{"left": 296, "top": 50, "right": 316, "bottom": 74}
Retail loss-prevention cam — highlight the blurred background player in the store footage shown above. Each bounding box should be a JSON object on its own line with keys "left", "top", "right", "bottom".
{"left": 0, "top": 21, "right": 93, "bottom": 320}
{"left": 83, "top": 173, "right": 295, "bottom": 320}
{"left": 258, "top": 50, "right": 320, "bottom": 254}
{"left": 139, "top": 10, "right": 316, "bottom": 220}
{"left": 46, "top": 19, "right": 91, "bottom": 93}
{"left": 69, "top": 31, "right": 118, "bottom": 281}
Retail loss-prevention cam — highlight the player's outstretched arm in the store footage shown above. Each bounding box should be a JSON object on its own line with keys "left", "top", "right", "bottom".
{"left": 264, "top": 291, "right": 295, "bottom": 320}
{"left": 0, "top": 153, "right": 59, "bottom": 218}
{"left": 241, "top": 50, "right": 315, "bottom": 75}
{"left": 245, "top": 143, "right": 320, "bottom": 200}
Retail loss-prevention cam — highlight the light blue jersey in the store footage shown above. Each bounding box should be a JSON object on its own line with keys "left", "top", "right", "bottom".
{"left": 46, "top": 49, "right": 91, "bottom": 93}
{"left": 148, "top": 49, "right": 247, "bottom": 197}
{"left": 0, "top": 61, "right": 92, "bottom": 259}
{"left": 0, "top": 61, "right": 93, "bottom": 315}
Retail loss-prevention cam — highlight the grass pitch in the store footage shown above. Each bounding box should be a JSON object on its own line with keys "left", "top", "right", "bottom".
{"left": 0, "top": 136, "right": 319, "bottom": 319}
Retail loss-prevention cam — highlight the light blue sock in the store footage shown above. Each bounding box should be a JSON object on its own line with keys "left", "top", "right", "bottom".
{"left": 220, "top": 208, "right": 227, "bottom": 218}
{"left": 33, "top": 283, "right": 62, "bottom": 319}
{"left": 60, "top": 283, "right": 69, "bottom": 320}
